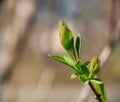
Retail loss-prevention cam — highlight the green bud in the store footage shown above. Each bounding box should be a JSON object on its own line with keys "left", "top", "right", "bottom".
{"left": 90, "top": 57, "right": 100, "bottom": 75}
{"left": 59, "top": 20, "right": 74, "bottom": 50}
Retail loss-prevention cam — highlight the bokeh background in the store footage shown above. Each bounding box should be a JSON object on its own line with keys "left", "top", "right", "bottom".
{"left": 0, "top": 0, "right": 120, "bottom": 102}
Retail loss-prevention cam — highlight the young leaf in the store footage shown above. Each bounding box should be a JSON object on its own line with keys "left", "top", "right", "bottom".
{"left": 49, "top": 54, "right": 79, "bottom": 72}
{"left": 63, "top": 54, "right": 80, "bottom": 72}
{"left": 59, "top": 20, "right": 74, "bottom": 51}
{"left": 63, "top": 53, "right": 75, "bottom": 66}
{"left": 81, "top": 65, "right": 89, "bottom": 77}
{"left": 48, "top": 54, "right": 68, "bottom": 65}
{"left": 90, "top": 57, "right": 100, "bottom": 76}
{"left": 75, "top": 60, "right": 82, "bottom": 74}
{"left": 94, "top": 83, "right": 107, "bottom": 102}
{"left": 90, "top": 78, "right": 103, "bottom": 84}
{"left": 75, "top": 34, "right": 81, "bottom": 58}
{"left": 48, "top": 54, "right": 73, "bottom": 69}
{"left": 66, "top": 48, "right": 76, "bottom": 62}
{"left": 59, "top": 20, "right": 76, "bottom": 60}
{"left": 71, "top": 73, "right": 78, "bottom": 79}
{"left": 79, "top": 75, "right": 89, "bottom": 84}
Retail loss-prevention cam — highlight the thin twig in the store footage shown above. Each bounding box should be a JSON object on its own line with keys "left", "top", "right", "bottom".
{"left": 88, "top": 81, "right": 103, "bottom": 102}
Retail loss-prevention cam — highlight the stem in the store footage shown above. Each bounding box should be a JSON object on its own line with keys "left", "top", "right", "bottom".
{"left": 88, "top": 81, "right": 103, "bottom": 102}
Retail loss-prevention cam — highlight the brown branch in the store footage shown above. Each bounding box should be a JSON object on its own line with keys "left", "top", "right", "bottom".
{"left": 88, "top": 81, "right": 103, "bottom": 102}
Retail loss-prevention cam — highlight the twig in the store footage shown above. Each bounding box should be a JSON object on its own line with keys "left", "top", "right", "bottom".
{"left": 88, "top": 81, "right": 103, "bottom": 102}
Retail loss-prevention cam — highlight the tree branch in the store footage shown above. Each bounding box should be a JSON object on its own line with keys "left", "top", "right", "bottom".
{"left": 88, "top": 81, "right": 103, "bottom": 102}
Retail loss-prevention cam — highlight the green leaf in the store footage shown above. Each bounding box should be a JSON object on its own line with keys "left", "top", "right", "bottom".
{"left": 90, "top": 78, "right": 103, "bottom": 84}
{"left": 63, "top": 53, "right": 75, "bottom": 66}
{"left": 59, "top": 20, "right": 74, "bottom": 51}
{"left": 79, "top": 75, "right": 89, "bottom": 84}
{"left": 48, "top": 54, "right": 69, "bottom": 65}
{"left": 63, "top": 53, "right": 79, "bottom": 72}
{"left": 49, "top": 54, "right": 78, "bottom": 72}
{"left": 66, "top": 48, "right": 76, "bottom": 62}
{"left": 75, "top": 60, "right": 82, "bottom": 74}
{"left": 71, "top": 73, "right": 78, "bottom": 79}
{"left": 75, "top": 34, "right": 81, "bottom": 58}
{"left": 81, "top": 65, "right": 89, "bottom": 77}
{"left": 48, "top": 54, "right": 73, "bottom": 68}
{"left": 59, "top": 20, "right": 76, "bottom": 61}
{"left": 94, "top": 83, "right": 107, "bottom": 102}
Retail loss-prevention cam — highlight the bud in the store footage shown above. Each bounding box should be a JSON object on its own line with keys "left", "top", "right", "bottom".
{"left": 59, "top": 20, "right": 74, "bottom": 50}
{"left": 90, "top": 57, "right": 100, "bottom": 75}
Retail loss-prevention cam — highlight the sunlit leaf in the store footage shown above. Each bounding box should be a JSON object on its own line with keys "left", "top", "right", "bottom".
{"left": 48, "top": 54, "right": 68, "bottom": 65}
{"left": 49, "top": 54, "right": 79, "bottom": 72}
{"left": 59, "top": 20, "right": 74, "bottom": 51}
{"left": 63, "top": 53, "right": 75, "bottom": 65}
{"left": 48, "top": 54, "right": 73, "bottom": 68}
{"left": 63, "top": 53, "right": 79, "bottom": 72}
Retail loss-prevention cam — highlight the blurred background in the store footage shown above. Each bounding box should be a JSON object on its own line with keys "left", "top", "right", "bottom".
{"left": 0, "top": 0, "right": 120, "bottom": 102}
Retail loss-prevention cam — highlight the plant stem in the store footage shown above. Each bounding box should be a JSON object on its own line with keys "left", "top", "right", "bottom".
{"left": 88, "top": 81, "right": 103, "bottom": 102}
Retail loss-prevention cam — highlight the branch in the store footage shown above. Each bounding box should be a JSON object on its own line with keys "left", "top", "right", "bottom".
{"left": 88, "top": 81, "right": 103, "bottom": 102}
